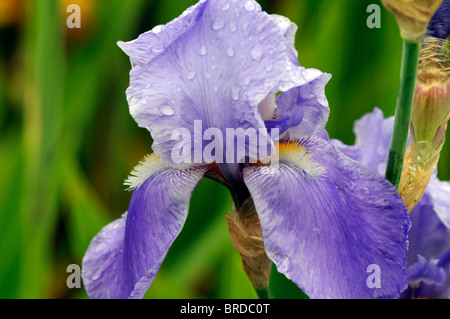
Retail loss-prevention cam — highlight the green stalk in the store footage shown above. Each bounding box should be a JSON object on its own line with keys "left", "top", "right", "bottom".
{"left": 385, "top": 39, "right": 421, "bottom": 190}
{"left": 255, "top": 287, "right": 272, "bottom": 299}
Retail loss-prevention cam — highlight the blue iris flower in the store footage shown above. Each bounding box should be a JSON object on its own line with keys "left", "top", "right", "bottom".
{"left": 81, "top": 0, "right": 410, "bottom": 299}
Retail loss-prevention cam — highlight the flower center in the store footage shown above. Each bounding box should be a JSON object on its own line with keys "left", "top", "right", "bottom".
{"left": 276, "top": 141, "right": 326, "bottom": 180}
{"left": 257, "top": 94, "right": 277, "bottom": 121}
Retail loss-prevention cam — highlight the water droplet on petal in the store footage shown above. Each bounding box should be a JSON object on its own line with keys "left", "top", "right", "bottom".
{"left": 227, "top": 47, "right": 235, "bottom": 57}
{"left": 265, "top": 64, "right": 273, "bottom": 72}
{"left": 151, "top": 46, "right": 164, "bottom": 53}
{"left": 153, "top": 25, "right": 163, "bottom": 33}
{"left": 187, "top": 71, "right": 196, "bottom": 80}
{"left": 244, "top": 1, "right": 256, "bottom": 11}
{"left": 251, "top": 45, "right": 262, "bottom": 60}
{"left": 213, "top": 85, "right": 219, "bottom": 92}
{"left": 229, "top": 21, "right": 237, "bottom": 32}
{"left": 221, "top": 2, "right": 231, "bottom": 11}
{"left": 130, "top": 96, "right": 140, "bottom": 105}
{"left": 244, "top": 75, "right": 252, "bottom": 85}
{"left": 199, "top": 45, "right": 208, "bottom": 56}
{"left": 232, "top": 86, "right": 241, "bottom": 100}
{"left": 160, "top": 105, "right": 175, "bottom": 116}
{"left": 212, "top": 17, "right": 225, "bottom": 31}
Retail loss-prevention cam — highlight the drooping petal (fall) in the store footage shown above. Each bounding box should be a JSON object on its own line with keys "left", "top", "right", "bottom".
{"left": 243, "top": 137, "right": 410, "bottom": 298}
{"left": 82, "top": 164, "right": 207, "bottom": 298}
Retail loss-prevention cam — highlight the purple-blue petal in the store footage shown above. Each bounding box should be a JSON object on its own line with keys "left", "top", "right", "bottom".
{"left": 331, "top": 107, "right": 394, "bottom": 176}
{"left": 408, "top": 192, "right": 450, "bottom": 265}
{"left": 117, "top": 1, "right": 208, "bottom": 67}
{"left": 82, "top": 166, "right": 206, "bottom": 299}
{"left": 243, "top": 136, "right": 410, "bottom": 299}
{"left": 269, "top": 68, "right": 331, "bottom": 139}
{"left": 119, "top": 0, "right": 295, "bottom": 166}
{"left": 427, "top": 177, "right": 450, "bottom": 229}
{"left": 401, "top": 255, "right": 447, "bottom": 299}
{"left": 331, "top": 108, "right": 450, "bottom": 265}
{"left": 427, "top": 0, "right": 450, "bottom": 39}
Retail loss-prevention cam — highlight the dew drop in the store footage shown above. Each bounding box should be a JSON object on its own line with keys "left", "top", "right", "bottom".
{"left": 251, "top": 45, "right": 262, "bottom": 60}
{"left": 199, "top": 45, "right": 208, "bottom": 56}
{"left": 221, "top": 2, "right": 231, "bottom": 11}
{"left": 244, "top": 1, "right": 256, "bottom": 11}
{"left": 151, "top": 46, "right": 164, "bottom": 53}
{"left": 227, "top": 47, "right": 235, "bottom": 57}
{"left": 232, "top": 86, "right": 241, "bottom": 100}
{"left": 244, "top": 75, "right": 252, "bottom": 85}
{"left": 160, "top": 105, "right": 175, "bottom": 116}
{"left": 187, "top": 71, "right": 196, "bottom": 80}
{"left": 213, "top": 85, "right": 219, "bottom": 92}
{"left": 152, "top": 25, "right": 163, "bottom": 33}
{"left": 212, "top": 17, "right": 225, "bottom": 31}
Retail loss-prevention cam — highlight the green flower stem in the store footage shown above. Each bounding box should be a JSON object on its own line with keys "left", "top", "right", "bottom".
{"left": 385, "top": 39, "right": 421, "bottom": 190}
{"left": 255, "top": 287, "right": 272, "bottom": 299}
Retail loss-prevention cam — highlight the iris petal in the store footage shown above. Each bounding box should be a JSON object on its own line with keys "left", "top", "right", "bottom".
{"left": 82, "top": 165, "right": 207, "bottom": 298}
{"left": 401, "top": 255, "right": 447, "bottom": 299}
{"left": 266, "top": 68, "right": 331, "bottom": 139}
{"left": 331, "top": 107, "right": 394, "bottom": 176}
{"left": 243, "top": 136, "right": 410, "bottom": 298}
{"left": 408, "top": 192, "right": 450, "bottom": 265}
{"left": 119, "top": 0, "right": 294, "bottom": 166}
{"left": 427, "top": 0, "right": 450, "bottom": 39}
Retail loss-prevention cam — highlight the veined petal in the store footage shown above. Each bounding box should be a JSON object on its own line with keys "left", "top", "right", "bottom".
{"left": 427, "top": 0, "right": 450, "bottom": 39}
{"left": 408, "top": 192, "right": 450, "bottom": 265}
{"left": 266, "top": 69, "right": 331, "bottom": 139}
{"left": 331, "top": 107, "right": 394, "bottom": 176}
{"left": 117, "top": 0, "right": 208, "bottom": 67}
{"left": 331, "top": 107, "right": 450, "bottom": 274}
{"left": 82, "top": 164, "right": 207, "bottom": 299}
{"left": 120, "top": 0, "right": 293, "bottom": 166}
{"left": 401, "top": 255, "right": 447, "bottom": 299}
{"left": 271, "top": 14, "right": 298, "bottom": 57}
{"left": 427, "top": 177, "right": 450, "bottom": 229}
{"left": 407, "top": 256, "right": 446, "bottom": 286}
{"left": 243, "top": 137, "right": 410, "bottom": 299}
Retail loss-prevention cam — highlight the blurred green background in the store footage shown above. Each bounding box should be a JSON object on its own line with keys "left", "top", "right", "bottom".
{"left": 0, "top": 0, "right": 448, "bottom": 299}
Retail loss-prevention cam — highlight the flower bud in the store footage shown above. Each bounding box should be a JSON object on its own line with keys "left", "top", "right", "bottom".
{"left": 381, "top": 0, "right": 443, "bottom": 41}
{"left": 226, "top": 199, "right": 272, "bottom": 290}
{"left": 399, "top": 37, "right": 450, "bottom": 211}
